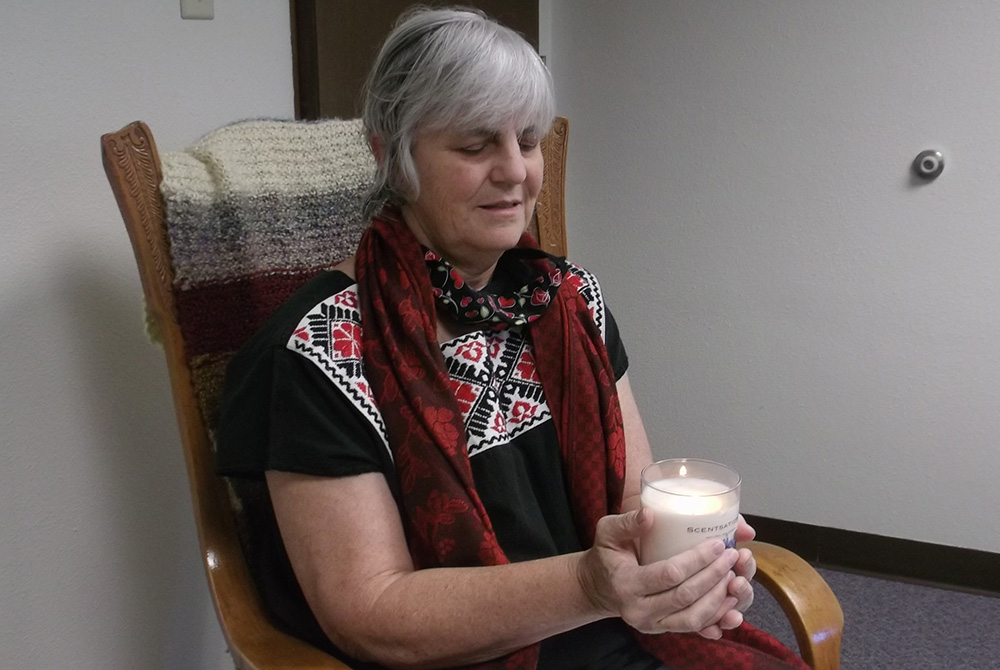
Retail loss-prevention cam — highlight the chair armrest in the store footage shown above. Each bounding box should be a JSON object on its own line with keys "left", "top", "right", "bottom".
{"left": 741, "top": 541, "right": 843, "bottom": 670}
{"left": 227, "top": 620, "right": 350, "bottom": 670}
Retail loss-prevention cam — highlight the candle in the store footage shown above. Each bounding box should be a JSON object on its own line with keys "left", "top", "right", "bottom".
{"left": 639, "top": 460, "right": 740, "bottom": 564}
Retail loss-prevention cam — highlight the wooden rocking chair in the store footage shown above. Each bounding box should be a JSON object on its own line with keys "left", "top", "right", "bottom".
{"left": 101, "top": 117, "right": 842, "bottom": 670}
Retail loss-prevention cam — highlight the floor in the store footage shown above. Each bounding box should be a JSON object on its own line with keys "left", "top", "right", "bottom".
{"left": 747, "top": 567, "right": 1000, "bottom": 669}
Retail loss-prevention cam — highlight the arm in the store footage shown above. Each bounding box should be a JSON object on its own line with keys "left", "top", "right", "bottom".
{"left": 618, "top": 372, "right": 655, "bottom": 514}
{"left": 267, "top": 468, "right": 742, "bottom": 670}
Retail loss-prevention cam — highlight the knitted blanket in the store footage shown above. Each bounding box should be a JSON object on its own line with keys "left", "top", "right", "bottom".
{"left": 159, "top": 118, "right": 375, "bottom": 428}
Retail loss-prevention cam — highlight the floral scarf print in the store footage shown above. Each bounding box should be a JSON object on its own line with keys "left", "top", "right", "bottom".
{"left": 424, "top": 246, "right": 566, "bottom": 329}
{"left": 354, "top": 213, "right": 807, "bottom": 670}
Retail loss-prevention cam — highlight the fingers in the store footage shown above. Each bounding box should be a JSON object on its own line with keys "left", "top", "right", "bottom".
{"left": 698, "top": 598, "right": 743, "bottom": 640}
{"left": 696, "top": 571, "right": 748, "bottom": 638}
{"left": 654, "top": 560, "right": 736, "bottom": 634}
{"left": 695, "top": 572, "right": 738, "bottom": 638}
{"left": 624, "top": 545, "right": 740, "bottom": 635}
{"left": 730, "top": 547, "right": 755, "bottom": 612}
{"left": 689, "top": 548, "right": 754, "bottom": 638}
{"left": 734, "top": 547, "right": 756, "bottom": 580}
{"left": 735, "top": 515, "right": 756, "bottom": 542}
{"left": 583, "top": 515, "right": 749, "bottom": 637}
{"left": 637, "top": 539, "right": 730, "bottom": 593}
{"left": 698, "top": 567, "right": 751, "bottom": 638}
{"left": 728, "top": 574, "right": 755, "bottom": 612}
{"left": 720, "top": 608, "right": 744, "bottom": 630}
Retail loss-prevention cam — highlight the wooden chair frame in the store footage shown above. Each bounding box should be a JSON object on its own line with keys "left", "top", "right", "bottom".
{"left": 101, "top": 117, "right": 842, "bottom": 670}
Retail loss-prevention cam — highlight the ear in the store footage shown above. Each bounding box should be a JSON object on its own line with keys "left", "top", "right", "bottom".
{"left": 369, "top": 134, "right": 386, "bottom": 165}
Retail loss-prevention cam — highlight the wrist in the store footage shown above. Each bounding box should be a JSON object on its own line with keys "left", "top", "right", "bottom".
{"left": 572, "top": 549, "right": 614, "bottom": 619}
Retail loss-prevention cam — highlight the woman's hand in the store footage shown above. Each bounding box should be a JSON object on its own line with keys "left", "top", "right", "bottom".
{"left": 704, "top": 517, "right": 759, "bottom": 635}
{"left": 708, "top": 514, "right": 757, "bottom": 633}
{"left": 576, "top": 508, "right": 741, "bottom": 637}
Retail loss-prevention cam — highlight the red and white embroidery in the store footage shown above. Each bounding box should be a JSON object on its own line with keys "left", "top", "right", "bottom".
{"left": 287, "top": 264, "right": 605, "bottom": 458}
{"left": 440, "top": 328, "right": 548, "bottom": 456}
{"left": 287, "top": 292, "right": 390, "bottom": 456}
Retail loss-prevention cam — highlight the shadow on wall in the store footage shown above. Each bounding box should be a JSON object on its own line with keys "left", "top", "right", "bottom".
{"left": 61, "top": 256, "right": 226, "bottom": 669}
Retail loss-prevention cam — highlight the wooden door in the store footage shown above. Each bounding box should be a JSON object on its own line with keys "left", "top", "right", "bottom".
{"left": 292, "top": 0, "right": 539, "bottom": 120}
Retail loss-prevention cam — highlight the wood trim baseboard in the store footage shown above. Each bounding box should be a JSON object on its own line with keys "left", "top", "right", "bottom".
{"left": 744, "top": 514, "right": 1000, "bottom": 595}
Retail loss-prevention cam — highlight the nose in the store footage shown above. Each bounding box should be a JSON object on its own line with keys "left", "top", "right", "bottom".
{"left": 490, "top": 134, "right": 528, "bottom": 185}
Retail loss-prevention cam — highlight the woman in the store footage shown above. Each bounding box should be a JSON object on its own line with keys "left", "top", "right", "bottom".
{"left": 217, "top": 7, "right": 804, "bottom": 670}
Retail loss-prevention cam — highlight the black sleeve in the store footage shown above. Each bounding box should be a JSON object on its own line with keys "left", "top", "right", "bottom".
{"left": 216, "top": 344, "right": 392, "bottom": 480}
{"left": 604, "top": 304, "right": 630, "bottom": 381}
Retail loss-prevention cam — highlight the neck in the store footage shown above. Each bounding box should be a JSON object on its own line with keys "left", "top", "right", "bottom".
{"left": 396, "top": 207, "right": 500, "bottom": 289}
{"left": 447, "top": 260, "right": 496, "bottom": 290}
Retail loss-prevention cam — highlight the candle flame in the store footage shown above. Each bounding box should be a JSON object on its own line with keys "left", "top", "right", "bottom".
{"left": 679, "top": 465, "right": 687, "bottom": 477}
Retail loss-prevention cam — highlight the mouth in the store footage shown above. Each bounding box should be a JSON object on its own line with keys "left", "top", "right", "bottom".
{"left": 479, "top": 200, "right": 522, "bottom": 211}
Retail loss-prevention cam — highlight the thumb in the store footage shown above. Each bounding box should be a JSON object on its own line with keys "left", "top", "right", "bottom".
{"left": 598, "top": 508, "right": 651, "bottom": 547}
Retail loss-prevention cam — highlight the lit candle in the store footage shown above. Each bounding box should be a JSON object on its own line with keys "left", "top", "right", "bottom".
{"left": 640, "top": 461, "right": 740, "bottom": 564}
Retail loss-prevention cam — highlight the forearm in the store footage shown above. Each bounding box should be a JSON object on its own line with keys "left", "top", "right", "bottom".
{"left": 319, "top": 551, "right": 604, "bottom": 669}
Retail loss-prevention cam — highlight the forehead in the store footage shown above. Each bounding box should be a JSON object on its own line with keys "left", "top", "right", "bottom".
{"left": 418, "top": 98, "right": 544, "bottom": 135}
{"left": 416, "top": 122, "right": 539, "bottom": 144}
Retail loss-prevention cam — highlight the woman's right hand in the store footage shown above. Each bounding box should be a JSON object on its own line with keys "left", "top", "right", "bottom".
{"left": 576, "top": 507, "right": 741, "bottom": 639}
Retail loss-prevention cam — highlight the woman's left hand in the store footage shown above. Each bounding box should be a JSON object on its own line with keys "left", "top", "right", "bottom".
{"left": 702, "top": 515, "right": 756, "bottom": 637}
{"left": 697, "top": 516, "right": 757, "bottom": 638}
{"left": 732, "top": 515, "right": 756, "bottom": 605}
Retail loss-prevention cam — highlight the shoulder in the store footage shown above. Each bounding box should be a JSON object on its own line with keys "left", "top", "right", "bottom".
{"left": 332, "top": 255, "right": 356, "bottom": 281}
{"left": 221, "top": 265, "right": 390, "bottom": 457}
{"left": 234, "top": 269, "right": 358, "bottom": 360}
{"left": 562, "top": 261, "right": 608, "bottom": 337}
{"left": 559, "top": 260, "right": 629, "bottom": 377}
{"left": 564, "top": 261, "right": 603, "bottom": 302}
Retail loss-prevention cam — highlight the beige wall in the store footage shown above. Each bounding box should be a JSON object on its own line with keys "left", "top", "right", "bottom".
{"left": 0, "top": 4, "right": 294, "bottom": 668}
{"left": 545, "top": 0, "right": 1000, "bottom": 553}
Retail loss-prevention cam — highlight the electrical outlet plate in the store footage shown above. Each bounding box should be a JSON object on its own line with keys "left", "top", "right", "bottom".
{"left": 180, "top": 0, "right": 214, "bottom": 20}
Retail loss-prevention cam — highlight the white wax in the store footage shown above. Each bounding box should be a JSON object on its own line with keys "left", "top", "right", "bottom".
{"left": 640, "top": 476, "right": 740, "bottom": 564}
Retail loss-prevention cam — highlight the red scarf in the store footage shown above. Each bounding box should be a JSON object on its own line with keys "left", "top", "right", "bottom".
{"left": 356, "top": 215, "right": 807, "bottom": 670}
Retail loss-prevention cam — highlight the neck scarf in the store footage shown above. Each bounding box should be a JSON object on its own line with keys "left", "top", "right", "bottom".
{"left": 424, "top": 247, "right": 565, "bottom": 328}
{"left": 355, "top": 213, "right": 807, "bottom": 670}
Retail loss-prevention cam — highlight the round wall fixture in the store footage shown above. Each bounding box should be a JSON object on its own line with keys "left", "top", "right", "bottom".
{"left": 913, "top": 150, "right": 944, "bottom": 180}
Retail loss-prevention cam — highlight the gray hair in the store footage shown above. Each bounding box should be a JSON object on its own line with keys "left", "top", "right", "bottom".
{"left": 361, "top": 5, "right": 555, "bottom": 218}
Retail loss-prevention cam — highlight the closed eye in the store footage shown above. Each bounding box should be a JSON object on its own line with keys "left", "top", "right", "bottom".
{"left": 519, "top": 140, "right": 539, "bottom": 152}
{"left": 518, "top": 130, "right": 540, "bottom": 153}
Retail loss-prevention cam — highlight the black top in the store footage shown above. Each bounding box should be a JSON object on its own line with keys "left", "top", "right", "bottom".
{"left": 216, "top": 265, "right": 659, "bottom": 670}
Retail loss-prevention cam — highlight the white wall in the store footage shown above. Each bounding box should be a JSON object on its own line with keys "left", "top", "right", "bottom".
{"left": 3, "top": 2, "right": 996, "bottom": 663}
{"left": 546, "top": 0, "right": 1000, "bottom": 553}
{"left": 0, "top": 4, "right": 294, "bottom": 669}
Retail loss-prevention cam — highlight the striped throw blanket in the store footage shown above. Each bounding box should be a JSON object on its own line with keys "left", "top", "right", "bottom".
{"left": 159, "top": 117, "right": 376, "bottom": 430}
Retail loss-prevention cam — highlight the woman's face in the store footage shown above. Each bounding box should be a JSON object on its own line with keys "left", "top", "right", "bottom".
{"left": 401, "top": 124, "right": 543, "bottom": 278}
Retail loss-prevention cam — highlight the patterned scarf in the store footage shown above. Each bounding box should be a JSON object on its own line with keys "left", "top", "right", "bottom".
{"left": 424, "top": 247, "right": 566, "bottom": 329}
{"left": 355, "top": 213, "right": 807, "bottom": 670}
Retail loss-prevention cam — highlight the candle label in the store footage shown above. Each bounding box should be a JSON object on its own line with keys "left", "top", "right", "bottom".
{"left": 688, "top": 515, "right": 739, "bottom": 543}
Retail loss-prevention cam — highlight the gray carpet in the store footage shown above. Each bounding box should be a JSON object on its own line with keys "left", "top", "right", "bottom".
{"left": 746, "top": 567, "right": 1000, "bottom": 669}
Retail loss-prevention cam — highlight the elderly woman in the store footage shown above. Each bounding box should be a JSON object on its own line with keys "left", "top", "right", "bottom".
{"left": 217, "top": 7, "right": 805, "bottom": 670}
